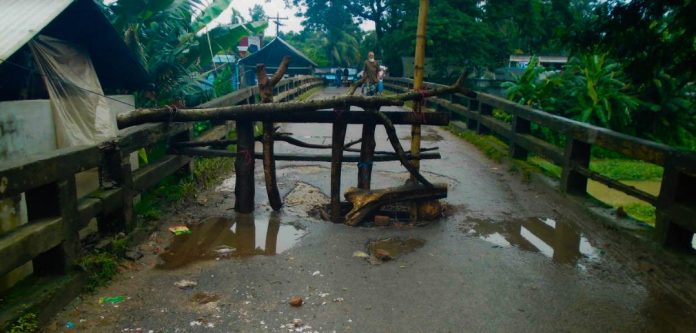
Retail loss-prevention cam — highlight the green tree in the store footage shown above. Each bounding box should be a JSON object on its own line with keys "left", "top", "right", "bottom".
{"left": 570, "top": 0, "right": 696, "bottom": 147}
{"left": 249, "top": 4, "right": 267, "bottom": 21}
{"left": 105, "top": 0, "right": 267, "bottom": 105}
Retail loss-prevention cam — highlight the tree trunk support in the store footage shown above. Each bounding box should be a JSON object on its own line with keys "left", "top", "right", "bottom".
{"left": 257, "top": 56, "right": 290, "bottom": 211}
{"left": 330, "top": 113, "right": 349, "bottom": 223}
{"left": 358, "top": 120, "right": 377, "bottom": 190}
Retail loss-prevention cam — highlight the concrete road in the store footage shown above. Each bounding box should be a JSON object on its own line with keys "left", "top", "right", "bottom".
{"left": 45, "top": 87, "right": 696, "bottom": 332}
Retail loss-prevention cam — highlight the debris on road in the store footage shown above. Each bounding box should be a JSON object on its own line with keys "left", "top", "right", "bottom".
{"left": 125, "top": 249, "right": 143, "bottom": 261}
{"left": 65, "top": 321, "right": 75, "bottom": 329}
{"left": 353, "top": 251, "right": 369, "bottom": 258}
{"left": 191, "top": 292, "right": 220, "bottom": 304}
{"left": 174, "top": 279, "right": 197, "bottom": 289}
{"left": 289, "top": 296, "right": 304, "bottom": 307}
{"left": 374, "top": 249, "right": 392, "bottom": 261}
{"left": 373, "top": 215, "right": 390, "bottom": 226}
{"left": 168, "top": 225, "right": 191, "bottom": 235}
{"left": 311, "top": 271, "right": 321, "bottom": 276}
{"left": 213, "top": 245, "right": 235, "bottom": 256}
{"left": 333, "top": 297, "right": 344, "bottom": 302}
{"left": 99, "top": 296, "right": 125, "bottom": 304}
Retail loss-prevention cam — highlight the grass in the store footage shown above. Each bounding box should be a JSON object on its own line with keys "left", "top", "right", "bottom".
{"left": 447, "top": 124, "right": 507, "bottom": 162}
{"left": 7, "top": 311, "right": 38, "bottom": 333}
{"left": 624, "top": 203, "right": 657, "bottom": 226}
{"left": 590, "top": 159, "right": 663, "bottom": 180}
{"left": 449, "top": 125, "right": 659, "bottom": 225}
{"left": 78, "top": 252, "right": 120, "bottom": 292}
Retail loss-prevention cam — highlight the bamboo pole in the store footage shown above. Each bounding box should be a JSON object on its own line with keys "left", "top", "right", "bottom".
{"left": 410, "top": 0, "right": 430, "bottom": 221}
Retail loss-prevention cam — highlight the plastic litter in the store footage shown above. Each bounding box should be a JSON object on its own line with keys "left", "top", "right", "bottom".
{"left": 65, "top": 321, "right": 76, "bottom": 329}
{"left": 352, "top": 251, "right": 369, "bottom": 258}
{"left": 169, "top": 225, "right": 191, "bottom": 235}
{"left": 174, "top": 279, "right": 197, "bottom": 289}
{"left": 99, "top": 296, "right": 125, "bottom": 304}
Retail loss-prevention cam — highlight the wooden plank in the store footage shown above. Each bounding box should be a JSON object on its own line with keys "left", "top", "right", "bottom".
{"left": 477, "top": 93, "right": 673, "bottom": 165}
{"left": 0, "top": 217, "right": 63, "bottom": 276}
{"left": 132, "top": 155, "right": 191, "bottom": 192}
{"left": 572, "top": 165, "right": 658, "bottom": 205}
{"left": 116, "top": 122, "right": 188, "bottom": 155}
{"left": 0, "top": 145, "right": 101, "bottom": 198}
{"left": 238, "top": 110, "right": 449, "bottom": 125}
{"left": 199, "top": 88, "right": 253, "bottom": 108}
{"left": 176, "top": 147, "right": 441, "bottom": 162}
{"left": 514, "top": 133, "right": 565, "bottom": 165}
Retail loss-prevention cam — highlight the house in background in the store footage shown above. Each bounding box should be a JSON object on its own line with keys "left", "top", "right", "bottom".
{"left": 0, "top": 0, "right": 149, "bottom": 292}
{"left": 237, "top": 37, "right": 318, "bottom": 87}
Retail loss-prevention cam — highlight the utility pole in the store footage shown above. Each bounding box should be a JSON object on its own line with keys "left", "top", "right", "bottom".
{"left": 271, "top": 12, "right": 288, "bottom": 36}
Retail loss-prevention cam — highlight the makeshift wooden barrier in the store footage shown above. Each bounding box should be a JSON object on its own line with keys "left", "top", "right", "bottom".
{"left": 118, "top": 68, "right": 465, "bottom": 224}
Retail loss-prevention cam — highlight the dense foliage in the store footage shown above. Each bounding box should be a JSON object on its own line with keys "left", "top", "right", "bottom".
{"left": 103, "top": 0, "right": 266, "bottom": 106}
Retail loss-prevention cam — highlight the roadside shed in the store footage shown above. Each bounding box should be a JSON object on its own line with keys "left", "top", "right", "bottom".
{"left": 237, "top": 37, "right": 317, "bottom": 86}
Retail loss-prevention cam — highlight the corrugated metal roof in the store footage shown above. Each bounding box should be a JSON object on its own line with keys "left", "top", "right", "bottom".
{"left": 0, "top": 0, "right": 74, "bottom": 61}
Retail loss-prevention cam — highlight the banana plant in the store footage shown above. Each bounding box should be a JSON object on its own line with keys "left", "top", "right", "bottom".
{"left": 104, "top": 0, "right": 267, "bottom": 106}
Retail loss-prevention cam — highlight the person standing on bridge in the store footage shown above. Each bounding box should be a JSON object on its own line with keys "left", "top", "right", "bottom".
{"left": 362, "top": 51, "right": 379, "bottom": 96}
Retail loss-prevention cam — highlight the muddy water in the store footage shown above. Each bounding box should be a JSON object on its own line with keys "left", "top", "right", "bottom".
{"left": 461, "top": 217, "right": 600, "bottom": 265}
{"left": 587, "top": 179, "right": 661, "bottom": 207}
{"left": 157, "top": 213, "right": 306, "bottom": 270}
{"left": 367, "top": 238, "right": 425, "bottom": 259}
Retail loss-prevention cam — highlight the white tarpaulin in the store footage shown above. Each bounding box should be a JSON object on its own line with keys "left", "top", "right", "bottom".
{"left": 29, "top": 34, "right": 116, "bottom": 147}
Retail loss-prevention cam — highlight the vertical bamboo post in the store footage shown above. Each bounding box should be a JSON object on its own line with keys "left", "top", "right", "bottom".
{"left": 410, "top": 0, "right": 430, "bottom": 221}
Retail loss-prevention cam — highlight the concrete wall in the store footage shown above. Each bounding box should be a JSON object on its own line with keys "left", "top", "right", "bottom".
{"left": 0, "top": 95, "right": 136, "bottom": 292}
{"left": 0, "top": 99, "right": 57, "bottom": 160}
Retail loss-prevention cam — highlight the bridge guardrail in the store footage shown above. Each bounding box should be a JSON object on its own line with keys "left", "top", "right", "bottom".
{"left": 0, "top": 76, "right": 322, "bottom": 329}
{"left": 384, "top": 76, "right": 696, "bottom": 249}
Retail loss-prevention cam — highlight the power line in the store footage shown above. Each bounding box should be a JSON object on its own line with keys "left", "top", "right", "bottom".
{"left": 0, "top": 57, "right": 137, "bottom": 108}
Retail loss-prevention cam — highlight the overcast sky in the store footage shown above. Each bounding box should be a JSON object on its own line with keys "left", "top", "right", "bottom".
{"left": 102, "top": 0, "right": 374, "bottom": 35}
{"left": 211, "top": 0, "right": 375, "bottom": 35}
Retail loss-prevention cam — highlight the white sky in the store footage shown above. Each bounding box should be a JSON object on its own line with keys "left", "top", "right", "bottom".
{"left": 102, "top": 0, "right": 375, "bottom": 35}
{"left": 211, "top": 0, "right": 375, "bottom": 36}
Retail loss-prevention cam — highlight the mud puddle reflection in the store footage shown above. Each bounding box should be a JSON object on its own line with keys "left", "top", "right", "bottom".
{"left": 157, "top": 213, "right": 306, "bottom": 269}
{"left": 365, "top": 238, "right": 425, "bottom": 263}
{"left": 461, "top": 217, "right": 600, "bottom": 265}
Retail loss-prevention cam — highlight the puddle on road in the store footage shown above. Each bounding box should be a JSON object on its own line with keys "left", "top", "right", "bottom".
{"left": 461, "top": 217, "right": 601, "bottom": 265}
{"left": 157, "top": 213, "right": 306, "bottom": 270}
{"left": 367, "top": 238, "right": 425, "bottom": 261}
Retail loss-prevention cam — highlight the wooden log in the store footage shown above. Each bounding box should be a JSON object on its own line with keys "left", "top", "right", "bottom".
{"left": 330, "top": 115, "right": 349, "bottom": 223}
{"left": 263, "top": 122, "right": 282, "bottom": 210}
{"left": 358, "top": 121, "right": 377, "bottom": 189}
{"left": 256, "top": 58, "right": 290, "bottom": 211}
{"left": 116, "top": 75, "right": 465, "bottom": 128}
{"left": 344, "top": 183, "right": 448, "bottom": 226}
{"left": 175, "top": 147, "right": 441, "bottom": 161}
{"left": 235, "top": 121, "right": 255, "bottom": 213}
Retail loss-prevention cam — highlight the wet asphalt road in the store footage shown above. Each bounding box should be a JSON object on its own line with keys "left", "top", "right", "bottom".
{"left": 45, "top": 87, "right": 696, "bottom": 332}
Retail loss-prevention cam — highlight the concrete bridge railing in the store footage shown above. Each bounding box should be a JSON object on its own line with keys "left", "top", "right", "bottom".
{"left": 384, "top": 76, "right": 696, "bottom": 250}
{"left": 0, "top": 76, "right": 322, "bottom": 329}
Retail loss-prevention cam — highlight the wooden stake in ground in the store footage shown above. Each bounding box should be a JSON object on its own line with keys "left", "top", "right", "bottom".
{"left": 410, "top": 0, "right": 430, "bottom": 222}
{"left": 257, "top": 56, "right": 291, "bottom": 210}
